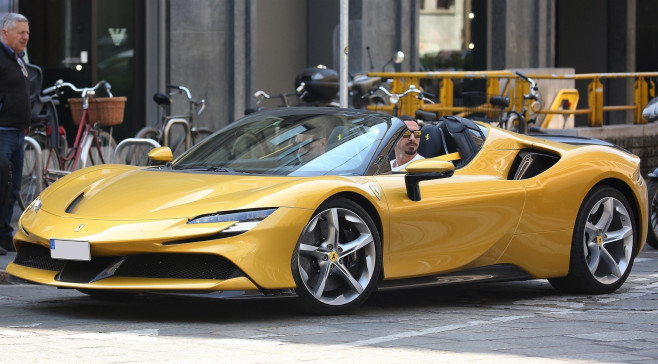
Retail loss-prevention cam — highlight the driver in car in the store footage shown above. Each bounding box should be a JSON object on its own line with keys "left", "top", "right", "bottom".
{"left": 390, "top": 116, "right": 424, "bottom": 172}
{"left": 295, "top": 123, "right": 329, "bottom": 164}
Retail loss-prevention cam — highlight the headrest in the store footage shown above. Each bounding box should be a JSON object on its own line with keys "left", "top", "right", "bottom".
{"left": 417, "top": 124, "right": 446, "bottom": 159}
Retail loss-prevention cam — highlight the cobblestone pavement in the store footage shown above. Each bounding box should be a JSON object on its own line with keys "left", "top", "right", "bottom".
{"left": 1, "top": 243, "right": 657, "bottom": 363}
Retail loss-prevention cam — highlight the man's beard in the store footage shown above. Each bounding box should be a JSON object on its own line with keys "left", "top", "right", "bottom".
{"left": 403, "top": 141, "right": 418, "bottom": 155}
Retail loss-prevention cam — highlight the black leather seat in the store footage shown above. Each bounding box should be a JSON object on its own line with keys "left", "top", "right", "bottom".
{"left": 417, "top": 124, "right": 448, "bottom": 158}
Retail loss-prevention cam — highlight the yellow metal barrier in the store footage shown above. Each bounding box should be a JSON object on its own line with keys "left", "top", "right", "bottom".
{"left": 366, "top": 71, "right": 658, "bottom": 127}
{"left": 541, "top": 89, "right": 579, "bottom": 128}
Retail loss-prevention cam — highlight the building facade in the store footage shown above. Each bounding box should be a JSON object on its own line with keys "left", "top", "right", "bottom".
{"left": 2, "top": 0, "right": 656, "bottom": 142}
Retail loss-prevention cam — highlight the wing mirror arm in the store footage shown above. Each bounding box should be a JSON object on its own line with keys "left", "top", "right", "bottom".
{"left": 403, "top": 159, "right": 455, "bottom": 201}
{"left": 404, "top": 171, "right": 453, "bottom": 202}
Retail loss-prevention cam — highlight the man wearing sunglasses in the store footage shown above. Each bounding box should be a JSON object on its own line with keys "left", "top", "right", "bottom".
{"left": 0, "top": 13, "right": 30, "bottom": 255}
{"left": 390, "top": 115, "right": 424, "bottom": 172}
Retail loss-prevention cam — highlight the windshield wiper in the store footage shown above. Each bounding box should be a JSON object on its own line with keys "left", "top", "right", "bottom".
{"left": 207, "top": 166, "right": 236, "bottom": 173}
{"left": 172, "top": 165, "right": 237, "bottom": 173}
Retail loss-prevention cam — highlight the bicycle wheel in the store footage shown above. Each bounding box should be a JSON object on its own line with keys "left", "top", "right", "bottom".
{"left": 20, "top": 137, "right": 42, "bottom": 210}
{"left": 168, "top": 125, "right": 189, "bottom": 158}
{"left": 77, "top": 129, "right": 117, "bottom": 169}
{"left": 124, "top": 126, "right": 160, "bottom": 166}
{"left": 191, "top": 127, "right": 213, "bottom": 145}
{"left": 506, "top": 111, "right": 527, "bottom": 134}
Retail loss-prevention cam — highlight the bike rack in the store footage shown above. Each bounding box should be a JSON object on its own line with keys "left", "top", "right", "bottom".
{"left": 163, "top": 118, "right": 191, "bottom": 151}
{"left": 23, "top": 136, "right": 43, "bottom": 195}
{"left": 113, "top": 138, "right": 162, "bottom": 164}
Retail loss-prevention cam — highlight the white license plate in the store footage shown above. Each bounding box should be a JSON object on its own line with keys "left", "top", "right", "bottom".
{"left": 50, "top": 239, "right": 91, "bottom": 261}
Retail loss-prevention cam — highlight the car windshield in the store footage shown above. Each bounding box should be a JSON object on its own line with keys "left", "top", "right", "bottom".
{"left": 173, "top": 109, "right": 389, "bottom": 176}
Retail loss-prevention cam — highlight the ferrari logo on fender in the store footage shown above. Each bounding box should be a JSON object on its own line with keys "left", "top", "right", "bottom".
{"left": 329, "top": 252, "right": 338, "bottom": 262}
{"left": 75, "top": 224, "right": 85, "bottom": 232}
{"left": 597, "top": 235, "right": 603, "bottom": 245}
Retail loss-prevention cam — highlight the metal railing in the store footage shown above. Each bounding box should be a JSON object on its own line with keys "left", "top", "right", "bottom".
{"left": 366, "top": 71, "right": 658, "bottom": 127}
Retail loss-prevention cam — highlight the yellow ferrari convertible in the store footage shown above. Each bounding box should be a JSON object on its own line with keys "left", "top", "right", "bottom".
{"left": 8, "top": 108, "right": 647, "bottom": 314}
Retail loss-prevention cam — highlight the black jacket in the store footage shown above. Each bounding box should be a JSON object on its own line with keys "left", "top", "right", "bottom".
{"left": 0, "top": 43, "right": 30, "bottom": 129}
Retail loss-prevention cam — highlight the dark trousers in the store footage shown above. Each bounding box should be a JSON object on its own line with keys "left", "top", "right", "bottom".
{"left": 0, "top": 129, "right": 24, "bottom": 238}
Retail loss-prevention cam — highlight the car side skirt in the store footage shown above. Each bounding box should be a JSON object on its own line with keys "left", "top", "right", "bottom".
{"left": 377, "top": 264, "right": 532, "bottom": 291}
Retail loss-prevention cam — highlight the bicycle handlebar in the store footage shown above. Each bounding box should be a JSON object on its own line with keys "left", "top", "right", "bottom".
{"left": 373, "top": 85, "right": 435, "bottom": 105}
{"left": 166, "top": 84, "right": 205, "bottom": 115}
{"left": 515, "top": 72, "right": 540, "bottom": 101}
{"left": 167, "top": 84, "right": 192, "bottom": 100}
{"left": 43, "top": 79, "right": 113, "bottom": 98}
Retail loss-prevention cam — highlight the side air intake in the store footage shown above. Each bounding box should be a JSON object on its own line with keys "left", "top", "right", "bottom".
{"left": 508, "top": 150, "right": 560, "bottom": 180}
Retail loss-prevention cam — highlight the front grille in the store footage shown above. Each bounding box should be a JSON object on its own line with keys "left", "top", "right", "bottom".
{"left": 14, "top": 243, "right": 66, "bottom": 271}
{"left": 13, "top": 243, "right": 245, "bottom": 282}
{"left": 114, "top": 254, "right": 244, "bottom": 280}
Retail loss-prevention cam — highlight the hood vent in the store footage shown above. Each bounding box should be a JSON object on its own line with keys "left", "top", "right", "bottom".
{"left": 65, "top": 192, "right": 85, "bottom": 214}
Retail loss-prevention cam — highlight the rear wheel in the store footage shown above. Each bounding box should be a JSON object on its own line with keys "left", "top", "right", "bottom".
{"left": 646, "top": 178, "right": 658, "bottom": 248}
{"left": 76, "top": 130, "right": 117, "bottom": 169}
{"left": 549, "top": 186, "right": 637, "bottom": 294}
{"left": 506, "top": 111, "right": 527, "bottom": 134}
{"left": 192, "top": 127, "right": 213, "bottom": 145}
{"left": 291, "top": 197, "right": 381, "bottom": 315}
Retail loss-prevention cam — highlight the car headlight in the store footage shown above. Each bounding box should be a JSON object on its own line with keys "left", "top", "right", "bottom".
{"left": 26, "top": 196, "right": 42, "bottom": 214}
{"left": 187, "top": 208, "right": 277, "bottom": 233}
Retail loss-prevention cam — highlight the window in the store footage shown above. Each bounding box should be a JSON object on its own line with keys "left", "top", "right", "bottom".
{"left": 420, "top": 0, "right": 455, "bottom": 13}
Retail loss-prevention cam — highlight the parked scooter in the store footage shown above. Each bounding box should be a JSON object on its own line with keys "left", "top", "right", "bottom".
{"left": 246, "top": 50, "right": 405, "bottom": 114}
{"left": 246, "top": 65, "right": 340, "bottom": 114}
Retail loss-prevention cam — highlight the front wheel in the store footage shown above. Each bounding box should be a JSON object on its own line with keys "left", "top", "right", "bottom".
{"left": 291, "top": 198, "right": 382, "bottom": 315}
{"left": 506, "top": 111, "right": 527, "bottom": 134}
{"left": 646, "top": 178, "right": 658, "bottom": 248}
{"left": 549, "top": 186, "right": 637, "bottom": 294}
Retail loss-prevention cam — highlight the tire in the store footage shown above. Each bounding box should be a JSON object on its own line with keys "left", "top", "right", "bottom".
{"left": 20, "top": 135, "right": 62, "bottom": 210}
{"left": 646, "top": 178, "right": 658, "bottom": 249}
{"left": 549, "top": 186, "right": 637, "bottom": 294}
{"left": 291, "top": 197, "right": 382, "bottom": 315}
{"left": 125, "top": 126, "right": 160, "bottom": 166}
{"left": 76, "top": 130, "right": 117, "bottom": 169}
{"left": 506, "top": 111, "right": 527, "bottom": 134}
{"left": 192, "top": 127, "right": 213, "bottom": 145}
{"left": 167, "top": 124, "right": 189, "bottom": 158}
{"left": 20, "top": 137, "right": 43, "bottom": 210}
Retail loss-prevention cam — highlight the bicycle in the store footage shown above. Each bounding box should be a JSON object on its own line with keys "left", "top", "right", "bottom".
{"left": 20, "top": 63, "right": 68, "bottom": 210}
{"left": 123, "top": 85, "right": 210, "bottom": 166}
{"left": 490, "top": 72, "right": 543, "bottom": 134}
{"left": 369, "top": 83, "right": 437, "bottom": 120}
{"left": 19, "top": 79, "right": 120, "bottom": 209}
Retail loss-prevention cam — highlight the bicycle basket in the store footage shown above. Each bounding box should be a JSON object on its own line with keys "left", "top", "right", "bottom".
{"left": 68, "top": 96, "right": 127, "bottom": 126}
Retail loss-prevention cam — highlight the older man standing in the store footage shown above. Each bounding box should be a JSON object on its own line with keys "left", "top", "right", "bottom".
{"left": 0, "top": 13, "right": 30, "bottom": 255}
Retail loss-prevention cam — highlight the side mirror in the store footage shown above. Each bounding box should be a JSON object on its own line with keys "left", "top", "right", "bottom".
{"left": 393, "top": 51, "right": 405, "bottom": 64}
{"left": 148, "top": 146, "right": 173, "bottom": 164}
{"left": 404, "top": 159, "right": 454, "bottom": 201}
{"left": 382, "top": 51, "right": 406, "bottom": 71}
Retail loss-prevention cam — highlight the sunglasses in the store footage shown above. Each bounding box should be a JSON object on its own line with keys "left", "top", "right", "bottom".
{"left": 401, "top": 129, "right": 422, "bottom": 138}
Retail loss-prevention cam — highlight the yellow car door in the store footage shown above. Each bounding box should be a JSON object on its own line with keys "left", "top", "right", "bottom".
{"left": 375, "top": 171, "right": 526, "bottom": 279}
